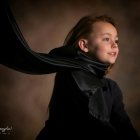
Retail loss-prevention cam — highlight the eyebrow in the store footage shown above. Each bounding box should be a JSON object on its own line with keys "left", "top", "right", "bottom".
{"left": 101, "top": 33, "right": 118, "bottom": 38}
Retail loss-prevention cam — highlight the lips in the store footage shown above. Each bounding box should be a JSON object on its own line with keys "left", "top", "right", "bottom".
{"left": 108, "top": 52, "right": 117, "bottom": 56}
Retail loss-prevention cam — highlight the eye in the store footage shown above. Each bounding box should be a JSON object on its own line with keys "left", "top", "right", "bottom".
{"left": 103, "top": 37, "right": 110, "bottom": 42}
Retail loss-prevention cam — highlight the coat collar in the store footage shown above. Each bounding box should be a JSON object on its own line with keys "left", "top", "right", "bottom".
{"left": 71, "top": 70, "right": 110, "bottom": 122}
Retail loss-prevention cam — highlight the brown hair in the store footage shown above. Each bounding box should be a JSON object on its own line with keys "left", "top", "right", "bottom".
{"left": 64, "top": 14, "right": 117, "bottom": 48}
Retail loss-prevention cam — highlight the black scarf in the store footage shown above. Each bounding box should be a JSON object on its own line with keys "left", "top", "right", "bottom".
{"left": 74, "top": 51, "right": 110, "bottom": 122}
{"left": 75, "top": 50, "right": 110, "bottom": 78}
{"left": 1, "top": 1, "right": 110, "bottom": 122}
{"left": 48, "top": 46, "right": 110, "bottom": 78}
{"left": 1, "top": 0, "right": 110, "bottom": 77}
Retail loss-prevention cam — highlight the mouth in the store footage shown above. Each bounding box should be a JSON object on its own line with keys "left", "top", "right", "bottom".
{"left": 108, "top": 52, "right": 117, "bottom": 57}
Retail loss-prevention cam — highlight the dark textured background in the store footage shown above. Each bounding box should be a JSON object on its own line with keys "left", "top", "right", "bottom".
{"left": 0, "top": 0, "right": 140, "bottom": 139}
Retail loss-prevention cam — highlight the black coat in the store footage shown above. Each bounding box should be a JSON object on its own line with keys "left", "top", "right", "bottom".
{"left": 36, "top": 70, "right": 140, "bottom": 140}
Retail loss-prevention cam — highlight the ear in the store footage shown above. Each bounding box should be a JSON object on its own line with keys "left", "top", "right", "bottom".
{"left": 78, "top": 39, "right": 89, "bottom": 53}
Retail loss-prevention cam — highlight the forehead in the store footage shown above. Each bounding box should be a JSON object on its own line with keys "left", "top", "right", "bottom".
{"left": 92, "top": 21, "right": 118, "bottom": 36}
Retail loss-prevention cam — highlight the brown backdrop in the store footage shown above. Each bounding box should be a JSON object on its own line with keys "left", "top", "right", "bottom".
{"left": 0, "top": 0, "right": 140, "bottom": 139}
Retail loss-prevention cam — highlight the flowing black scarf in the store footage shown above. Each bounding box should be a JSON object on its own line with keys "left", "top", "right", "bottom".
{"left": 48, "top": 45, "right": 110, "bottom": 77}
{"left": 0, "top": 0, "right": 109, "bottom": 77}
{"left": 0, "top": 1, "right": 110, "bottom": 122}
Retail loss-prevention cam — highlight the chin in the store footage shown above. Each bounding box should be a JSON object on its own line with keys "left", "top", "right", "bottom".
{"left": 98, "top": 58, "right": 116, "bottom": 65}
{"left": 105, "top": 60, "right": 116, "bottom": 65}
{"left": 108, "top": 58, "right": 117, "bottom": 64}
{"left": 109, "top": 61, "right": 116, "bottom": 65}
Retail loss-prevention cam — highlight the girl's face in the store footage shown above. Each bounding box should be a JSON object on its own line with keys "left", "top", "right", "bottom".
{"left": 86, "top": 21, "right": 119, "bottom": 65}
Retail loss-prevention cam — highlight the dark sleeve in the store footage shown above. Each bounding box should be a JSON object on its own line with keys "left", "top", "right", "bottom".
{"left": 110, "top": 81, "right": 140, "bottom": 140}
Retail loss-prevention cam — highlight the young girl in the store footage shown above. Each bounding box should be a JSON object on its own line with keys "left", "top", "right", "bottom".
{"left": 1, "top": 2, "right": 139, "bottom": 139}
{"left": 35, "top": 15, "right": 140, "bottom": 140}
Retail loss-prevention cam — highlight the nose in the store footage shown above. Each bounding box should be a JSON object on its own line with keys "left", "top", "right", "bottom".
{"left": 111, "top": 41, "right": 118, "bottom": 49}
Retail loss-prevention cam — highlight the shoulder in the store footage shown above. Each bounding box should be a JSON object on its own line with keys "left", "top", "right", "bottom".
{"left": 104, "top": 77, "right": 116, "bottom": 84}
{"left": 104, "top": 77, "right": 120, "bottom": 89}
{"left": 104, "top": 77, "right": 123, "bottom": 99}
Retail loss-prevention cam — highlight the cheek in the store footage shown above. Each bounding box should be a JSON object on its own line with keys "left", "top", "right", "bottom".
{"left": 89, "top": 39, "right": 108, "bottom": 53}
{"left": 88, "top": 47, "right": 107, "bottom": 61}
{"left": 87, "top": 39, "right": 109, "bottom": 59}
{"left": 117, "top": 48, "right": 119, "bottom": 55}
{"left": 94, "top": 45, "right": 108, "bottom": 57}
